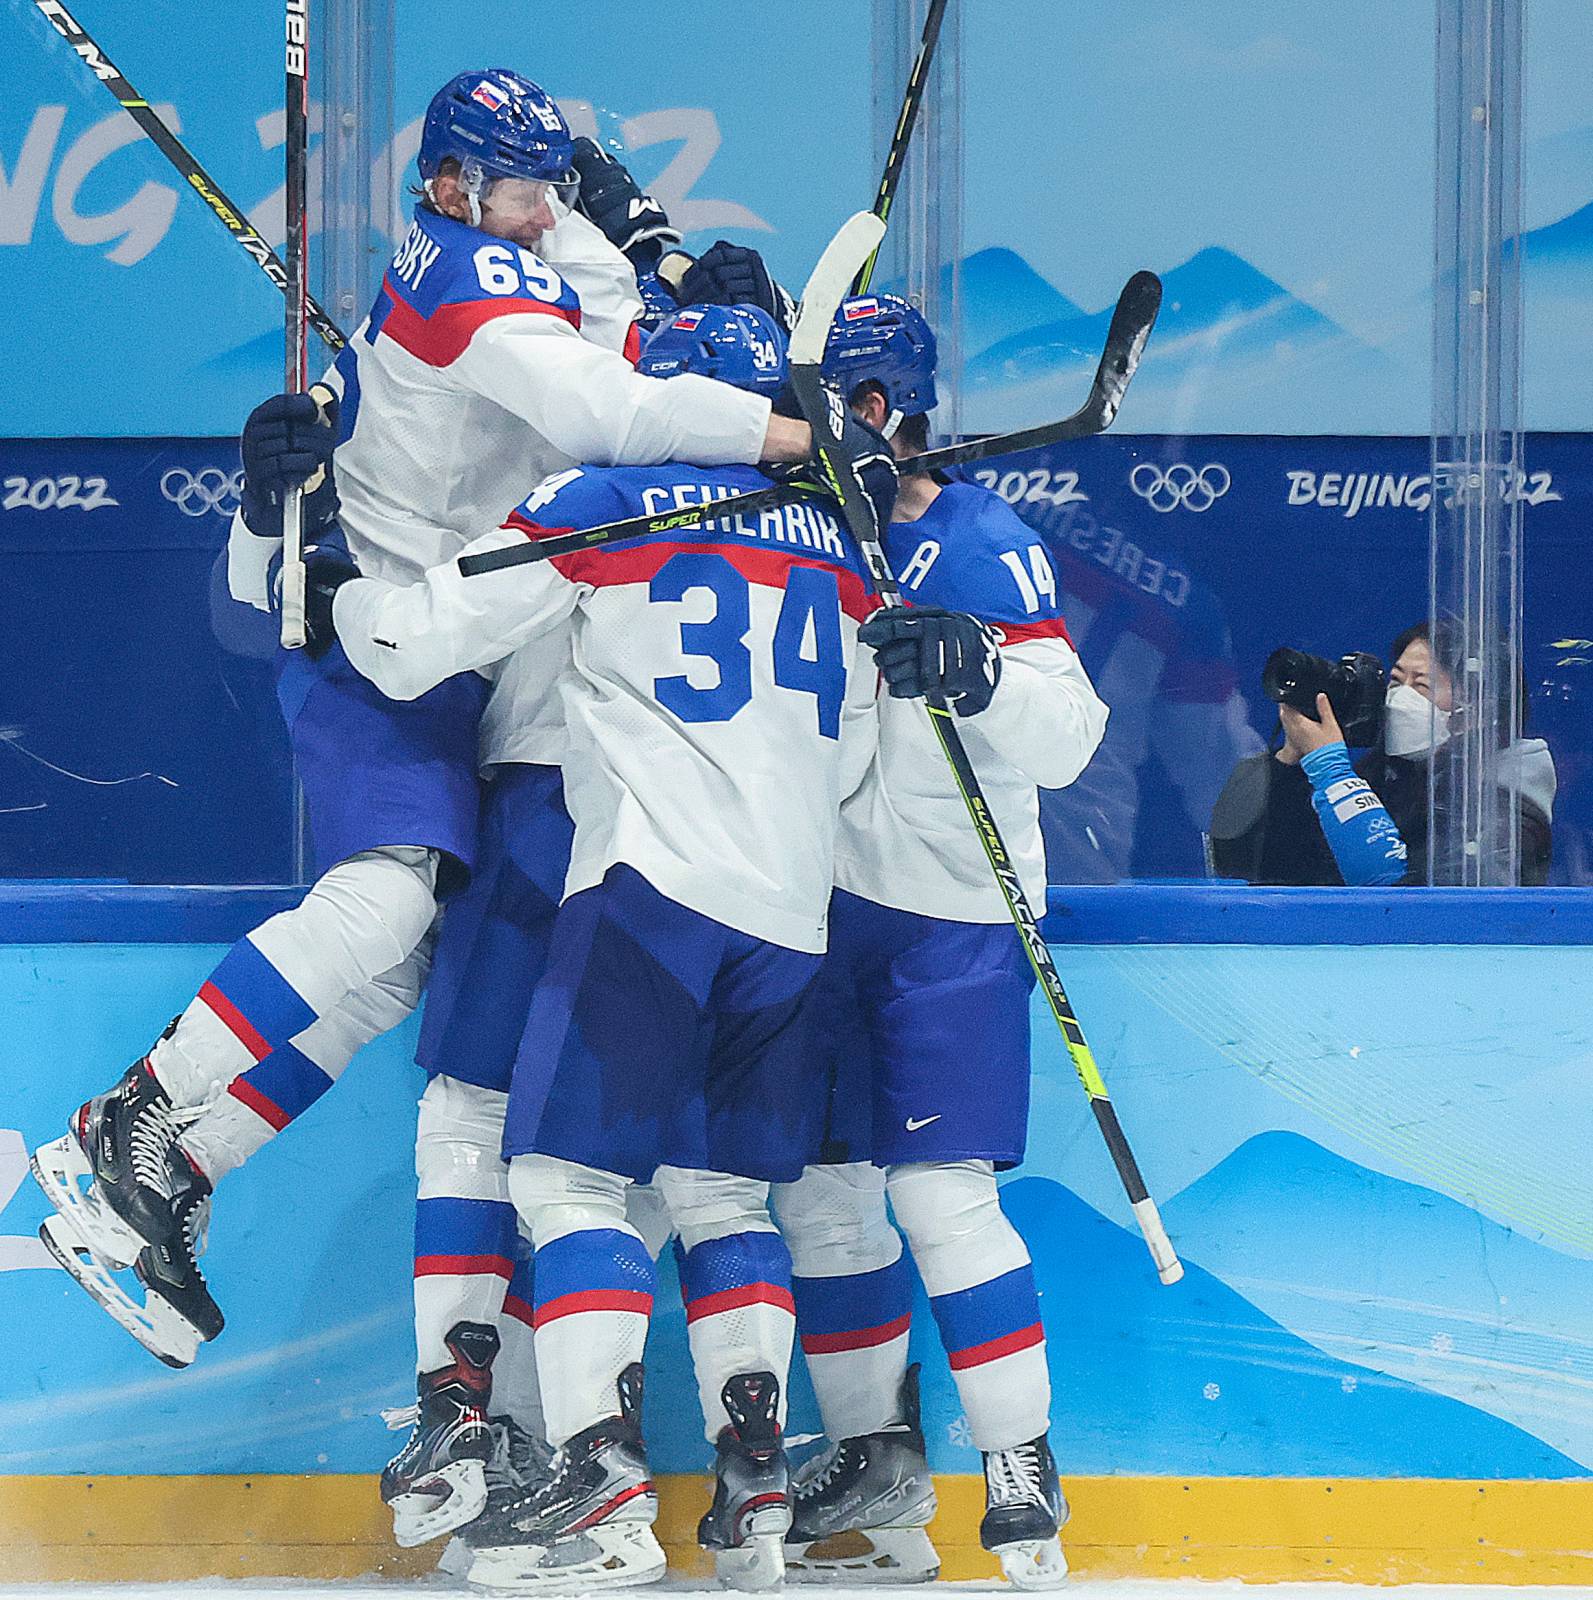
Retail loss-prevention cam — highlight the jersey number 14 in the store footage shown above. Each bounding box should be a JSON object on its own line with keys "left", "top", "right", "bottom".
{"left": 650, "top": 552, "right": 845, "bottom": 739}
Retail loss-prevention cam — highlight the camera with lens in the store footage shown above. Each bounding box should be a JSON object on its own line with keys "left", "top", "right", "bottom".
{"left": 1262, "top": 647, "right": 1386, "bottom": 746}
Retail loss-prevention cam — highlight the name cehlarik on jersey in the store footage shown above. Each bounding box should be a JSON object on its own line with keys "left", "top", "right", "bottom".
{"left": 631, "top": 479, "right": 849, "bottom": 562}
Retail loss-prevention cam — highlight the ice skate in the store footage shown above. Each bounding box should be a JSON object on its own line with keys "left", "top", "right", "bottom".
{"left": 980, "top": 1433, "right": 1069, "bottom": 1590}
{"left": 466, "top": 1362, "right": 664, "bottom": 1594}
{"left": 382, "top": 1320, "right": 499, "bottom": 1547}
{"left": 37, "top": 1125, "right": 223, "bottom": 1369}
{"left": 437, "top": 1414, "right": 554, "bottom": 1578}
{"left": 699, "top": 1371, "right": 791, "bottom": 1593}
{"left": 31, "top": 1037, "right": 193, "bottom": 1268}
{"left": 785, "top": 1366, "right": 939, "bottom": 1585}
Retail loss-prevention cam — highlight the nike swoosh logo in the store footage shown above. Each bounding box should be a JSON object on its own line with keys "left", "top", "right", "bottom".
{"left": 904, "top": 1115, "right": 941, "bottom": 1132}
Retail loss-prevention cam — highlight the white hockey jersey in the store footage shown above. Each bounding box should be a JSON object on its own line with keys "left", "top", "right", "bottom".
{"left": 335, "top": 462, "right": 881, "bottom": 952}
{"left": 835, "top": 481, "right": 1109, "bottom": 923}
{"left": 228, "top": 205, "right": 770, "bottom": 604}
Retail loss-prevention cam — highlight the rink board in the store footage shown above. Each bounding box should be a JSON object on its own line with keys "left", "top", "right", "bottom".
{"left": 2, "top": 886, "right": 1592, "bottom": 1582}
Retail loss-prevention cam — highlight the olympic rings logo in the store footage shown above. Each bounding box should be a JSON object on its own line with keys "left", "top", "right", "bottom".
{"left": 160, "top": 466, "right": 245, "bottom": 518}
{"left": 1129, "top": 462, "right": 1231, "bottom": 514}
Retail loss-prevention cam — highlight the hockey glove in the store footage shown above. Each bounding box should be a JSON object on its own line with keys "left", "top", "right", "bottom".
{"left": 808, "top": 411, "right": 900, "bottom": 536}
{"left": 570, "top": 137, "right": 681, "bottom": 272}
{"left": 673, "top": 241, "right": 798, "bottom": 334}
{"left": 240, "top": 387, "right": 339, "bottom": 540}
{"left": 859, "top": 606, "right": 1004, "bottom": 717}
{"left": 299, "top": 543, "right": 358, "bottom": 660}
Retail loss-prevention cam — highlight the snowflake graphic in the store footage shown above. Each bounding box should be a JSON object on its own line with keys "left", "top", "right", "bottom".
{"left": 1341, "top": 1375, "right": 1359, "bottom": 1394}
{"left": 948, "top": 1415, "right": 974, "bottom": 1448}
{"left": 1202, "top": 1382, "right": 1221, "bottom": 1401}
{"left": 1431, "top": 1331, "right": 1455, "bottom": 1354}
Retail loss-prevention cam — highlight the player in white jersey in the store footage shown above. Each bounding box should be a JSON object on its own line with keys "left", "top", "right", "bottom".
{"left": 768, "top": 297, "right": 1108, "bottom": 1591}
{"left": 30, "top": 68, "right": 829, "bottom": 1374}
{"left": 312, "top": 307, "right": 896, "bottom": 1589}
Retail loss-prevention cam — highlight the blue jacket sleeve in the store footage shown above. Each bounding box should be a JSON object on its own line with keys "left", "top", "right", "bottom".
{"left": 1299, "top": 742, "right": 1409, "bottom": 886}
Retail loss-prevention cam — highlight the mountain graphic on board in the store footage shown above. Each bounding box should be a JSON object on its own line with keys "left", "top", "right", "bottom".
{"left": 954, "top": 242, "right": 1414, "bottom": 432}
{"left": 1163, "top": 1130, "right": 1593, "bottom": 1471}
{"left": 947, "top": 1174, "right": 1584, "bottom": 1478}
{"left": 965, "top": 246, "right": 1383, "bottom": 392}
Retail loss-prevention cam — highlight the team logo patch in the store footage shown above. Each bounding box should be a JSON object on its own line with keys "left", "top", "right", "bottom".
{"left": 470, "top": 80, "right": 509, "bottom": 111}
{"left": 843, "top": 298, "right": 880, "bottom": 321}
{"left": 671, "top": 310, "right": 705, "bottom": 330}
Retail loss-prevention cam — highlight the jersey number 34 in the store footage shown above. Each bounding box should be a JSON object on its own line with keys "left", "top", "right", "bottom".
{"left": 650, "top": 552, "right": 845, "bottom": 739}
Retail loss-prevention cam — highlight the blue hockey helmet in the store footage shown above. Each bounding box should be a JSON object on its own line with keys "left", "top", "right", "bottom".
{"left": 633, "top": 272, "right": 681, "bottom": 336}
{"left": 637, "top": 303, "right": 789, "bottom": 398}
{"left": 418, "top": 70, "right": 577, "bottom": 224}
{"left": 822, "top": 293, "right": 938, "bottom": 433}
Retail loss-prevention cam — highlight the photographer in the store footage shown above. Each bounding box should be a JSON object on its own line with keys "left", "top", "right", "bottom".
{"left": 1211, "top": 622, "right": 1556, "bottom": 886}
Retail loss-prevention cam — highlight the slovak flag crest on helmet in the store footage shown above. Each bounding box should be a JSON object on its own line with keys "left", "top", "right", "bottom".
{"left": 469, "top": 79, "right": 510, "bottom": 113}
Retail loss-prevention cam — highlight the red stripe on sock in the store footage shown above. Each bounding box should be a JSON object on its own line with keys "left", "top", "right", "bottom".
{"left": 533, "top": 1288, "right": 653, "bottom": 1328}
{"left": 414, "top": 1253, "right": 515, "bottom": 1280}
{"left": 226, "top": 1077, "right": 291, "bottom": 1131}
{"left": 685, "top": 1282, "right": 797, "bottom": 1325}
{"left": 198, "top": 981, "right": 272, "bottom": 1062}
{"left": 502, "top": 1292, "right": 536, "bottom": 1329}
{"left": 947, "top": 1322, "right": 1045, "bottom": 1371}
{"left": 800, "top": 1311, "right": 912, "bottom": 1357}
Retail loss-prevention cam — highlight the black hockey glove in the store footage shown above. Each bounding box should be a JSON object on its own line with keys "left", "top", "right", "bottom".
{"left": 570, "top": 137, "right": 681, "bottom": 273}
{"left": 299, "top": 543, "right": 358, "bottom": 660}
{"left": 859, "top": 606, "right": 1004, "bottom": 717}
{"left": 809, "top": 410, "right": 900, "bottom": 536}
{"left": 240, "top": 387, "right": 339, "bottom": 540}
{"left": 674, "top": 241, "right": 798, "bottom": 334}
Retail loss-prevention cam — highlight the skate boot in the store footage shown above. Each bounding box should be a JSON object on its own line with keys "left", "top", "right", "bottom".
{"left": 38, "top": 1125, "right": 224, "bottom": 1369}
{"left": 32, "top": 1033, "right": 194, "bottom": 1267}
{"left": 980, "top": 1432, "right": 1069, "bottom": 1590}
{"left": 382, "top": 1321, "right": 499, "bottom": 1547}
{"left": 699, "top": 1371, "right": 791, "bottom": 1593}
{"left": 467, "top": 1362, "right": 665, "bottom": 1593}
{"left": 785, "top": 1366, "right": 939, "bottom": 1585}
{"left": 437, "top": 1415, "right": 556, "bottom": 1579}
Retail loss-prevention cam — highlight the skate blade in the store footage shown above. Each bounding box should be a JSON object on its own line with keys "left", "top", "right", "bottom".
{"left": 996, "top": 1535, "right": 1069, "bottom": 1590}
{"left": 389, "top": 1458, "right": 489, "bottom": 1548}
{"left": 469, "top": 1521, "right": 666, "bottom": 1593}
{"left": 437, "top": 1535, "right": 473, "bottom": 1579}
{"left": 30, "top": 1136, "right": 145, "bottom": 1267}
{"left": 716, "top": 1518, "right": 790, "bottom": 1594}
{"left": 38, "top": 1213, "right": 200, "bottom": 1368}
{"left": 785, "top": 1525, "right": 940, "bottom": 1585}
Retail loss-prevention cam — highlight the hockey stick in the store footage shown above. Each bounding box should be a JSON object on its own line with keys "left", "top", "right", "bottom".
{"left": 25, "top": 0, "right": 347, "bottom": 354}
{"left": 854, "top": 0, "right": 950, "bottom": 296}
{"left": 277, "top": 0, "right": 311, "bottom": 649}
{"left": 457, "top": 270, "right": 1159, "bottom": 578}
{"left": 792, "top": 215, "right": 1183, "bottom": 1286}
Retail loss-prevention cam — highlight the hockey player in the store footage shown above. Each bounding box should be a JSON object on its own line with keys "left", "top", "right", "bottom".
{"left": 769, "top": 296, "right": 1108, "bottom": 1590}
{"left": 30, "top": 68, "right": 831, "bottom": 1373}
{"left": 310, "top": 305, "right": 895, "bottom": 1591}
{"left": 388, "top": 305, "right": 798, "bottom": 1564}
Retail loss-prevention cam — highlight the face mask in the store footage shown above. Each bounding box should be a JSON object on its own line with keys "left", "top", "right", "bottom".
{"left": 1384, "top": 681, "right": 1451, "bottom": 758}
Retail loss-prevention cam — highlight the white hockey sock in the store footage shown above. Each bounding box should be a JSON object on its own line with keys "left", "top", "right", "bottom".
{"left": 509, "top": 1155, "right": 655, "bottom": 1450}
{"left": 657, "top": 1165, "right": 795, "bottom": 1443}
{"left": 495, "top": 1249, "right": 546, "bottom": 1439}
{"left": 412, "top": 1075, "right": 516, "bottom": 1374}
{"left": 772, "top": 1162, "right": 913, "bottom": 1441}
{"left": 888, "top": 1161, "right": 1050, "bottom": 1451}
{"left": 148, "top": 847, "right": 439, "bottom": 1107}
{"left": 180, "top": 937, "right": 431, "bottom": 1184}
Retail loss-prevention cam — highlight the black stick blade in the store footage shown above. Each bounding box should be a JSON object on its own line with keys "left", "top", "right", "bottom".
{"left": 1089, "top": 270, "right": 1163, "bottom": 430}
